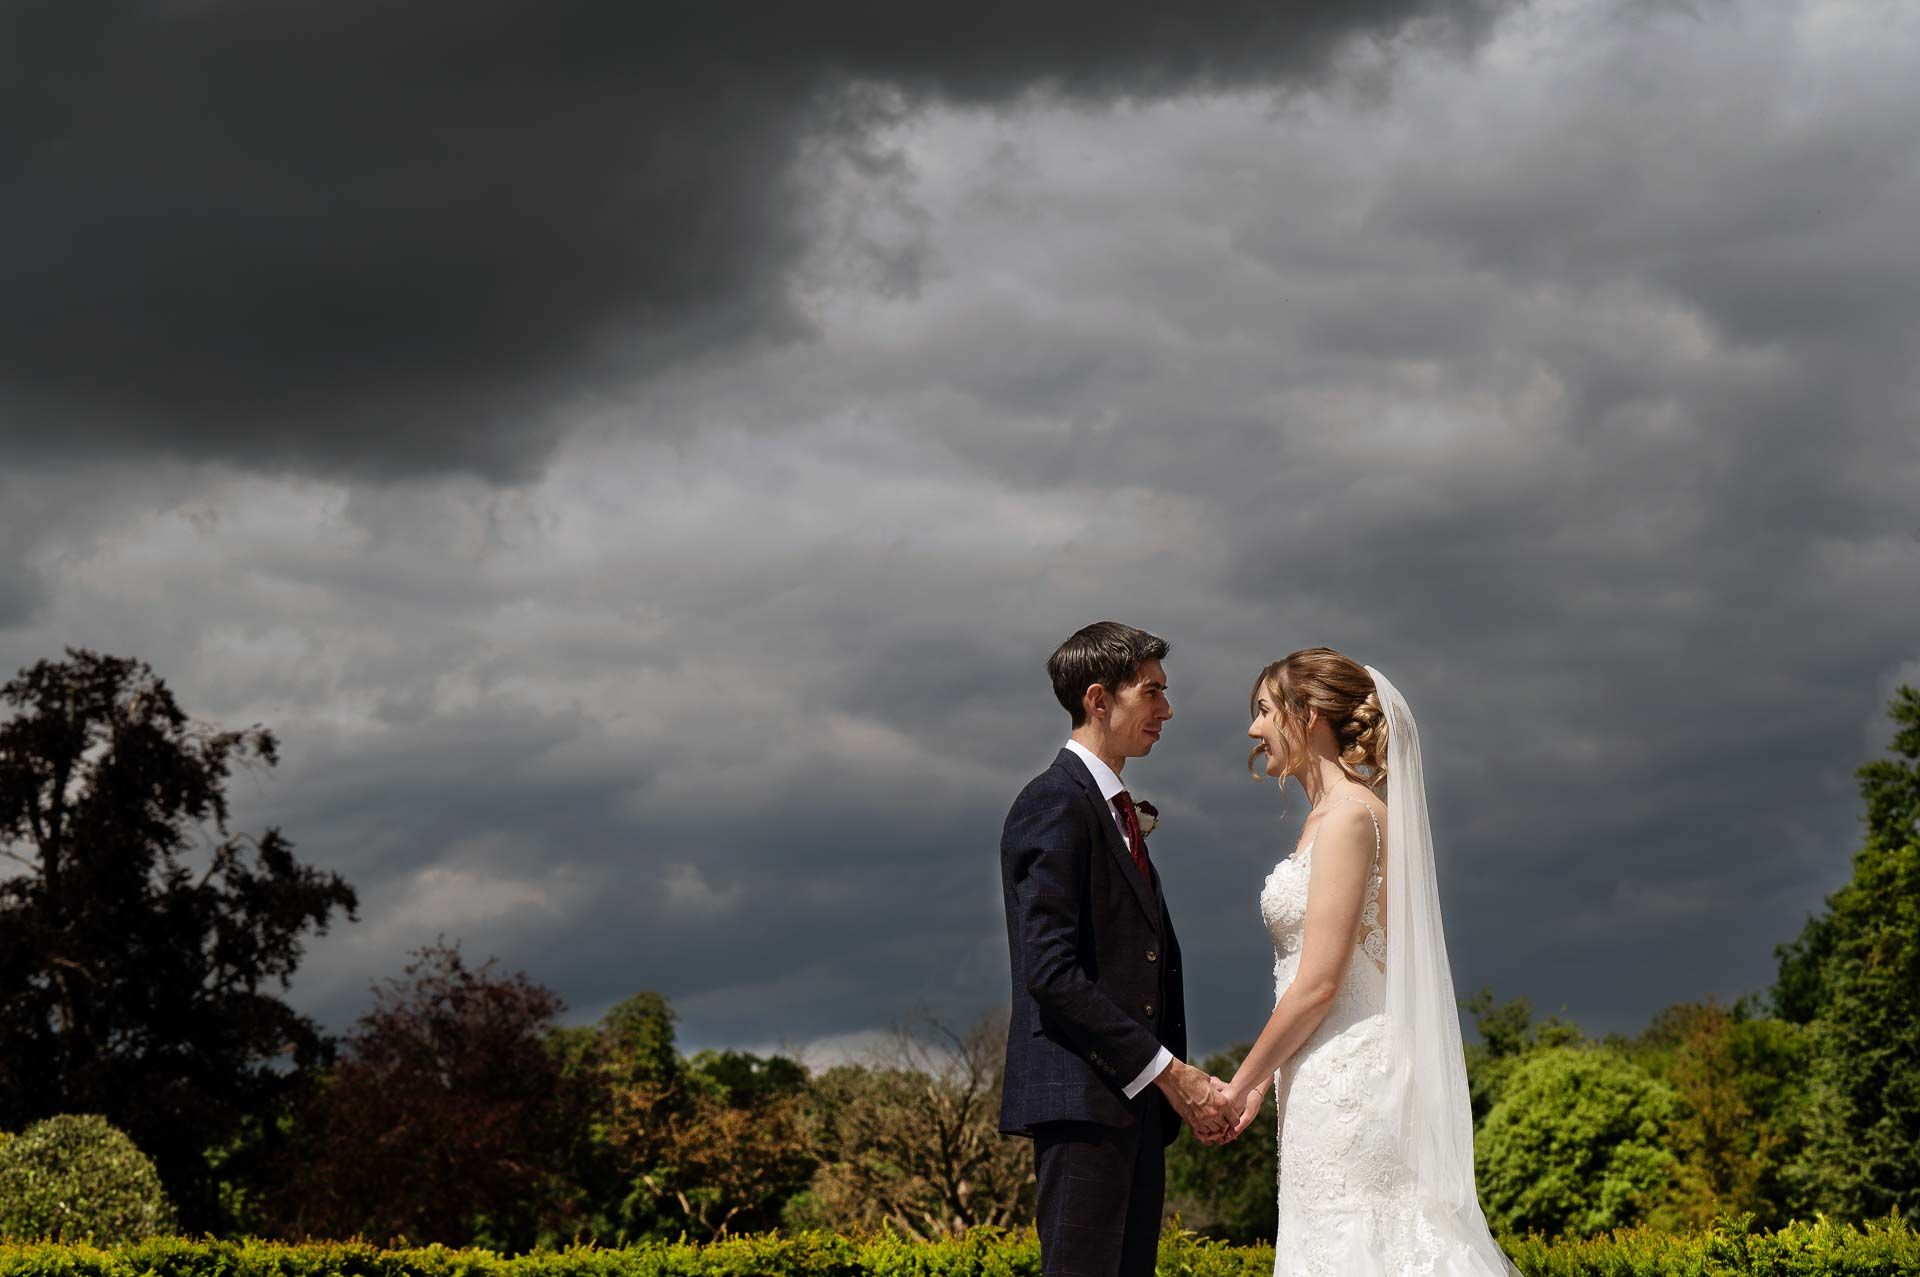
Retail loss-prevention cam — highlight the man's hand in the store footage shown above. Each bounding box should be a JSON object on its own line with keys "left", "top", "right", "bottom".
{"left": 1154, "top": 1058, "right": 1236, "bottom": 1142}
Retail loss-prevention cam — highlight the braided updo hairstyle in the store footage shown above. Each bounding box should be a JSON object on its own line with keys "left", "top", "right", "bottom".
{"left": 1247, "top": 646, "right": 1388, "bottom": 792}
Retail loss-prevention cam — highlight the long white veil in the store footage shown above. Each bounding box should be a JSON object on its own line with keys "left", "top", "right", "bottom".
{"left": 1365, "top": 665, "right": 1520, "bottom": 1277}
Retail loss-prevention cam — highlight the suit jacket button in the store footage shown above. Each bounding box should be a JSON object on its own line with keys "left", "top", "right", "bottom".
{"left": 1144, "top": 1002, "right": 1154, "bottom": 1017}
{"left": 1146, "top": 948, "right": 1158, "bottom": 962}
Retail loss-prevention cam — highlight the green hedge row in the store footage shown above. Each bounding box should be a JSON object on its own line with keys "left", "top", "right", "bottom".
{"left": 0, "top": 1217, "right": 1912, "bottom": 1277}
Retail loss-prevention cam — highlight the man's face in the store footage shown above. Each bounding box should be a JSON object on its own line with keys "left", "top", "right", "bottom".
{"left": 1104, "top": 657, "right": 1172, "bottom": 758}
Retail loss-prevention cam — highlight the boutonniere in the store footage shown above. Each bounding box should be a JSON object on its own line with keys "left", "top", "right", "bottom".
{"left": 1135, "top": 799, "right": 1159, "bottom": 837}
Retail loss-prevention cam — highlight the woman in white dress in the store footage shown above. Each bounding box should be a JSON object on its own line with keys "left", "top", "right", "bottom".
{"left": 1212, "top": 648, "right": 1520, "bottom": 1277}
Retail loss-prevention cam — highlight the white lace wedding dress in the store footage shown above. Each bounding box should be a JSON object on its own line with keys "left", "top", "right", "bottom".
{"left": 1260, "top": 797, "right": 1512, "bottom": 1276}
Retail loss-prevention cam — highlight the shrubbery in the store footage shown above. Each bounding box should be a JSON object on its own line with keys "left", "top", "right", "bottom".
{"left": 0, "top": 1219, "right": 1914, "bottom": 1277}
{"left": 0, "top": 1114, "right": 177, "bottom": 1243}
{"left": 1475, "top": 1047, "right": 1679, "bottom": 1238}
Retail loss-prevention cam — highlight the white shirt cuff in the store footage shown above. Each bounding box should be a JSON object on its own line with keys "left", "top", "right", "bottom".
{"left": 1122, "top": 1044, "right": 1174, "bottom": 1099}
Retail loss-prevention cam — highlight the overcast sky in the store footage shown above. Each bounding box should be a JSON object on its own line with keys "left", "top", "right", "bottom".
{"left": 3, "top": 0, "right": 1916, "bottom": 1063}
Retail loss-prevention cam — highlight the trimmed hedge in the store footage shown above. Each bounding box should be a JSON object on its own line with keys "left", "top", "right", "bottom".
{"left": 0, "top": 1217, "right": 1911, "bottom": 1277}
{"left": 0, "top": 1115, "right": 177, "bottom": 1244}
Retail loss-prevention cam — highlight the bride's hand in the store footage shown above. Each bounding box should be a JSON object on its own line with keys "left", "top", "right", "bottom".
{"left": 1229, "top": 1079, "right": 1267, "bottom": 1137}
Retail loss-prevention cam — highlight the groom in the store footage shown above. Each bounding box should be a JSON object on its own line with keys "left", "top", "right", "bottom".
{"left": 999, "top": 621, "right": 1235, "bottom": 1277}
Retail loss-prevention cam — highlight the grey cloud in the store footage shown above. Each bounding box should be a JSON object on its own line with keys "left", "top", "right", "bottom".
{"left": 0, "top": 0, "right": 1502, "bottom": 484}
{"left": 3, "top": 0, "right": 1916, "bottom": 1060}
{"left": 0, "top": 569, "right": 46, "bottom": 629}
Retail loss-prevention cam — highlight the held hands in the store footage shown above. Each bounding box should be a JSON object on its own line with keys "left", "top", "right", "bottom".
{"left": 1155, "top": 1058, "right": 1239, "bottom": 1144}
{"left": 1194, "top": 1076, "right": 1266, "bottom": 1146}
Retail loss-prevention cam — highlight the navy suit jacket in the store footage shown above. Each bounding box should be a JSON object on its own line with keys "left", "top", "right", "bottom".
{"left": 998, "top": 747, "right": 1186, "bottom": 1144}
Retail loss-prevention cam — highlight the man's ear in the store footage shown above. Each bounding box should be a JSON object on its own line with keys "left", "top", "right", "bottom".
{"left": 1082, "top": 683, "right": 1108, "bottom": 723}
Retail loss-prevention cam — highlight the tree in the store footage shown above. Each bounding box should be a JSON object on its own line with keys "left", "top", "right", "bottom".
{"left": 0, "top": 1113, "right": 177, "bottom": 1242}
{"left": 1164, "top": 1042, "right": 1277, "bottom": 1244}
{"left": 266, "top": 942, "right": 572, "bottom": 1248}
{"left": 544, "top": 990, "right": 818, "bottom": 1244}
{"left": 1474, "top": 1046, "right": 1679, "bottom": 1238}
{"left": 787, "top": 1012, "right": 1032, "bottom": 1239}
{"left": 544, "top": 991, "right": 685, "bottom": 1244}
{"left": 1461, "top": 988, "right": 1584, "bottom": 1126}
{"left": 616, "top": 1051, "right": 815, "bottom": 1241}
{"left": 1779, "top": 685, "right": 1920, "bottom": 1221}
{"left": 1647, "top": 1000, "right": 1811, "bottom": 1228}
{"left": 0, "top": 649, "right": 357, "bottom": 1231}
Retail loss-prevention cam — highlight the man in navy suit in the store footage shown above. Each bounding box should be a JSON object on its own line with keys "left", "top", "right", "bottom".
{"left": 999, "top": 621, "right": 1235, "bottom": 1277}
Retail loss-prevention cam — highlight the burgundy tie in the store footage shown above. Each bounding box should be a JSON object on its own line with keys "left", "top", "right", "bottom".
{"left": 1112, "top": 790, "right": 1151, "bottom": 882}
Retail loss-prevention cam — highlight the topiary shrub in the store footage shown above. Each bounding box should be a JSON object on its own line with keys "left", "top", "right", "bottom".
{"left": 0, "top": 1113, "right": 177, "bottom": 1242}
{"left": 1475, "top": 1045, "right": 1679, "bottom": 1239}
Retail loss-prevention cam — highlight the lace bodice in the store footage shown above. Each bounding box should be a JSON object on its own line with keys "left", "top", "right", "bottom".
{"left": 1260, "top": 797, "right": 1386, "bottom": 994}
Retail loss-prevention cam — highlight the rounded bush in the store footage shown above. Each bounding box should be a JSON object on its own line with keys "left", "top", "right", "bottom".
{"left": 1475, "top": 1046, "right": 1679, "bottom": 1238}
{"left": 0, "top": 1113, "right": 177, "bottom": 1242}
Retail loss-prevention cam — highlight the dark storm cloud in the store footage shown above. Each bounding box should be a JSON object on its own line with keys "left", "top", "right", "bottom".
{"left": 6, "top": 0, "right": 1915, "bottom": 1065}
{"left": 0, "top": 0, "right": 1501, "bottom": 482}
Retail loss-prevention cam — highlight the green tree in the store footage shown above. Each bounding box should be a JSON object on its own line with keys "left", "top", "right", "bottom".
{"left": 0, "top": 1113, "right": 177, "bottom": 1242}
{"left": 0, "top": 650, "right": 357, "bottom": 1231}
{"left": 1164, "top": 1041, "right": 1277, "bottom": 1244}
{"left": 1641, "top": 1000, "right": 1811, "bottom": 1228}
{"left": 543, "top": 992, "right": 817, "bottom": 1243}
{"left": 687, "top": 1049, "right": 809, "bottom": 1107}
{"left": 1778, "top": 685, "right": 1920, "bottom": 1221}
{"left": 1475, "top": 1046, "right": 1679, "bottom": 1238}
{"left": 1461, "top": 989, "right": 1584, "bottom": 1127}
{"left": 544, "top": 991, "right": 687, "bottom": 1244}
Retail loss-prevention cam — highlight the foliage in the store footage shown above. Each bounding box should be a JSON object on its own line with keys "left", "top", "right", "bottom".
{"left": 1, "top": 1218, "right": 1919, "bottom": 1277}
{"left": 1636, "top": 1002, "right": 1811, "bottom": 1229}
{"left": 1499, "top": 1212, "right": 1920, "bottom": 1276}
{"left": 0, "top": 649, "right": 358, "bottom": 1232}
{"left": 1163, "top": 1042, "right": 1276, "bottom": 1244}
{"left": 614, "top": 1048, "right": 814, "bottom": 1242}
{"left": 786, "top": 1014, "right": 1030, "bottom": 1240}
{"left": 1475, "top": 1046, "right": 1679, "bottom": 1238}
{"left": 263, "top": 942, "right": 573, "bottom": 1248}
{"left": 0, "top": 1114, "right": 176, "bottom": 1243}
{"left": 686, "top": 1050, "right": 809, "bottom": 1107}
{"left": 544, "top": 992, "right": 686, "bottom": 1245}
{"left": 1778, "top": 684, "right": 1920, "bottom": 1222}
{"left": 1461, "top": 989, "right": 1584, "bottom": 1127}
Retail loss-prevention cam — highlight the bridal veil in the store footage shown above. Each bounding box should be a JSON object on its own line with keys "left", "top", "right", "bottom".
{"left": 1365, "top": 664, "right": 1521, "bottom": 1277}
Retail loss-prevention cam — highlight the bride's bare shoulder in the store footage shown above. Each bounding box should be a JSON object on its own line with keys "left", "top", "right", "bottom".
{"left": 1302, "top": 784, "right": 1385, "bottom": 849}
{"left": 1337, "top": 781, "right": 1387, "bottom": 827}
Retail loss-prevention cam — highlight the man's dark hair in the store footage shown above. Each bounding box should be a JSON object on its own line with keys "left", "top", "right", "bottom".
{"left": 1046, "top": 621, "right": 1170, "bottom": 728}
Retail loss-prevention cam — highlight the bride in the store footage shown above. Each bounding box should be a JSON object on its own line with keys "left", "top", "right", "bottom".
{"left": 1213, "top": 647, "right": 1520, "bottom": 1277}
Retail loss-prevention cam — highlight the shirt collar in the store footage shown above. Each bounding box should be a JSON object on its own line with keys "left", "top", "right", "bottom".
{"left": 1064, "top": 738, "right": 1126, "bottom": 802}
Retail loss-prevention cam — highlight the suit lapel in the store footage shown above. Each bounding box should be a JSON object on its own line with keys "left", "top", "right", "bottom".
{"left": 1053, "top": 748, "right": 1162, "bottom": 934}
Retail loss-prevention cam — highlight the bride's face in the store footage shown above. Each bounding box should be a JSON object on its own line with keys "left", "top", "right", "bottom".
{"left": 1247, "top": 684, "right": 1297, "bottom": 781}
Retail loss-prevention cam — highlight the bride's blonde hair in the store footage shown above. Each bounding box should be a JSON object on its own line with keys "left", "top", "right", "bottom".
{"left": 1248, "top": 647, "right": 1389, "bottom": 791}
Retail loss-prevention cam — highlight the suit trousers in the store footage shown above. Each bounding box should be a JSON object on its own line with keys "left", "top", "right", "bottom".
{"left": 1032, "top": 1093, "right": 1165, "bottom": 1277}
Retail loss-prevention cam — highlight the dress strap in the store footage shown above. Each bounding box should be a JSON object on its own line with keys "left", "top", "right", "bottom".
{"left": 1341, "top": 796, "right": 1382, "bottom": 868}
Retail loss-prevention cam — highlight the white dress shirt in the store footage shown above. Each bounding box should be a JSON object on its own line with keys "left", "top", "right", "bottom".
{"left": 1063, "top": 738, "right": 1174, "bottom": 1098}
